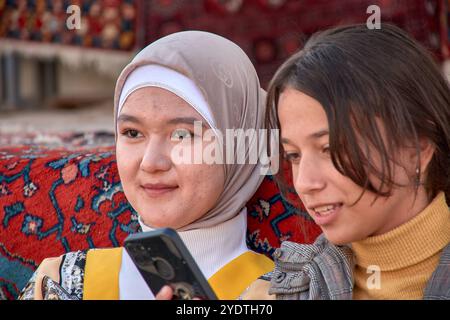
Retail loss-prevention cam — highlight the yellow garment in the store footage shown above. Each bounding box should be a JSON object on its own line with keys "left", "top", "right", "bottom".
{"left": 84, "top": 248, "right": 123, "bottom": 300}
{"left": 352, "top": 192, "right": 450, "bottom": 299}
{"left": 83, "top": 249, "right": 274, "bottom": 300}
{"left": 208, "top": 251, "right": 274, "bottom": 299}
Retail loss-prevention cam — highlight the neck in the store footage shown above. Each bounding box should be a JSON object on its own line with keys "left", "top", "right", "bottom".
{"left": 372, "top": 187, "right": 430, "bottom": 236}
{"left": 351, "top": 192, "right": 450, "bottom": 299}
{"left": 352, "top": 192, "right": 450, "bottom": 270}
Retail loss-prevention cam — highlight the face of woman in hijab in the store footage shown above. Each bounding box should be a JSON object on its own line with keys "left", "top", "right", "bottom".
{"left": 116, "top": 87, "right": 225, "bottom": 229}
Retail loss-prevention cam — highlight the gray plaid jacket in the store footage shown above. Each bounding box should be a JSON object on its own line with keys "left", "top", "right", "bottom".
{"left": 268, "top": 234, "right": 450, "bottom": 300}
{"left": 423, "top": 244, "right": 450, "bottom": 300}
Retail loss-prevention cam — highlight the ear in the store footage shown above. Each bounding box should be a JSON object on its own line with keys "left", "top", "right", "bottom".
{"left": 416, "top": 138, "right": 435, "bottom": 174}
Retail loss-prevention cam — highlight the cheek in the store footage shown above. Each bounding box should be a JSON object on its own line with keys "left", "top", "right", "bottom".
{"left": 345, "top": 193, "right": 386, "bottom": 233}
{"left": 178, "top": 164, "right": 224, "bottom": 205}
{"left": 116, "top": 143, "right": 140, "bottom": 186}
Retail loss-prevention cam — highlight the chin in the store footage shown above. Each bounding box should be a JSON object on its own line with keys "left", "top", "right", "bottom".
{"left": 139, "top": 211, "right": 178, "bottom": 229}
{"left": 321, "top": 229, "right": 354, "bottom": 246}
{"left": 143, "top": 218, "right": 177, "bottom": 229}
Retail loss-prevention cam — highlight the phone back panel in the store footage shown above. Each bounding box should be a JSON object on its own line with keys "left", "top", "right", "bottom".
{"left": 124, "top": 228, "right": 217, "bottom": 300}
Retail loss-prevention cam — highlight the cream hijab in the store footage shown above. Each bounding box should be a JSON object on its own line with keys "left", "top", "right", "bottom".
{"left": 114, "top": 31, "right": 266, "bottom": 231}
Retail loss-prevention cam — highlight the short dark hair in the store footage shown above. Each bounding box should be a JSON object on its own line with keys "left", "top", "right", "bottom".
{"left": 267, "top": 24, "right": 450, "bottom": 204}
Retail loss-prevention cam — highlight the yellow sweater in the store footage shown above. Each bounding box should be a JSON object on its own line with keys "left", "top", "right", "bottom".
{"left": 352, "top": 192, "right": 450, "bottom": 300}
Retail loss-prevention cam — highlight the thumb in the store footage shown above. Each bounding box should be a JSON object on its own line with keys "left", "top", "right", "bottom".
{"left": 155, "top": 285, "right": 174, "bottom": 300}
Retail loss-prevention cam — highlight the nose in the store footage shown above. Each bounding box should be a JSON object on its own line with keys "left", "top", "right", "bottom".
{"left": 293, "top": 155, "right": 326, "bottom": 196}
{"left": 140, "top": 137, "right": 172, "bottom": 174}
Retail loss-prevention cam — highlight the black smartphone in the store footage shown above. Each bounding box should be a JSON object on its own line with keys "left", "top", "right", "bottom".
{"left": 124, "top": 228, "right": 218, "bottom": 300}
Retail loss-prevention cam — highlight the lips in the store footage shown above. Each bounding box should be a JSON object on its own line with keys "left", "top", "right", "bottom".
{"left": 307, "top": 202, "right": 343, "bottom": 226}
{"left": 141, "top": 183, "right": 178, "bottom": 197}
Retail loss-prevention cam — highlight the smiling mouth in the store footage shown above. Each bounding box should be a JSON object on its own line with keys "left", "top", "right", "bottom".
{"left": 306, "top": 202, "right": 343, "bottom": 226}
{"left": 312, "top": 203, "right": 343, "bottom": 216}
{"left": 140, "top": 184, "right": 178, "bottom": 197}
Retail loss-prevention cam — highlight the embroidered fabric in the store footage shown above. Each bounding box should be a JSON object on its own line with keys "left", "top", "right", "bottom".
{"left": 60, "top": 250, "right": 87, "bottom": 299}
{"left": 19, "top": 250, "right": 87, "bottom": 300}
{"left": 41, "top": 276, "right": 80, "bottom": 300}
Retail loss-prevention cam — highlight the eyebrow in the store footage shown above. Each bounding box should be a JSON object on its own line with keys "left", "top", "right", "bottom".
{"left": 281, "top": 129, "right": 329, "bottom": 145}
{"left": 117, "top": 114, "right": 141, "bottom": 124}
{"left": 167, "top": 117, "right": 207, "bottom": 127}
{"left": 117, "top": 114, "right": 207, "bottom": 127}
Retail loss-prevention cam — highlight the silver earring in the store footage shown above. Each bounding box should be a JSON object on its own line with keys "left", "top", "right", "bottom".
{"left": 415, "top": 167, "right": 421, "bottom": 186}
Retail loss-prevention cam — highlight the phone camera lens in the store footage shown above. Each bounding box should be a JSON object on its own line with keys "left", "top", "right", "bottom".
{"left": 173, "top": 283, "right": 194, "bottom": 300}
{"left": 177, "top": 288, "right": 190, "bottom": 299}
{"left": 153, "top": 257, "right": 175, "bottom": 280}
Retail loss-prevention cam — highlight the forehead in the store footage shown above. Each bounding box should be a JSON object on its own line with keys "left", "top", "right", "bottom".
{"left": 278, "top": 88, "right": 329, "bottom": 141}
{"left": 120, "top": 86, "right": 202, "bottom": 119}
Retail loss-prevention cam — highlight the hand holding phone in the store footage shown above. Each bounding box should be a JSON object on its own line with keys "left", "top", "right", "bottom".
{"left": 124, "top": 228, "right": 217, "bottom": 300}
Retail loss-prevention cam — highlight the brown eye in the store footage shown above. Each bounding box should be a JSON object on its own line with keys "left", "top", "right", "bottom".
{"left": 284, "top": 152, "right": 300, "bottom": 164}
{"left": 122, "top": 129, "right": 142, "bottom": 139}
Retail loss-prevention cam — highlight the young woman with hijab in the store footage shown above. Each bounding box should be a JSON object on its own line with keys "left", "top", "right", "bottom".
{"left": 19, "top": 31, "right": 274, "bottom": 300}
{"left": 242, "top": 24, "right": 450, "bottom": 300}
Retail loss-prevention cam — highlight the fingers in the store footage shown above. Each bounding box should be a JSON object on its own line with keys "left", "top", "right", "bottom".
{"left": 155, "top": 285, "right": 174, "bottom": 300}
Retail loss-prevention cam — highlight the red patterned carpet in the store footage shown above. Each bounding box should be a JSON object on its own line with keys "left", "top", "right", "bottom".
{"left": 0, "top": 131, "right": 321, "bottom": 300}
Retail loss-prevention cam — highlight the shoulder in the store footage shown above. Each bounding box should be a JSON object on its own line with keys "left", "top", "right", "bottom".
{"left": 19, "top": 250, "right": 88, "bottom": 300}
{"left": 37, "top": 250, "right": 88, "bottom": 277}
